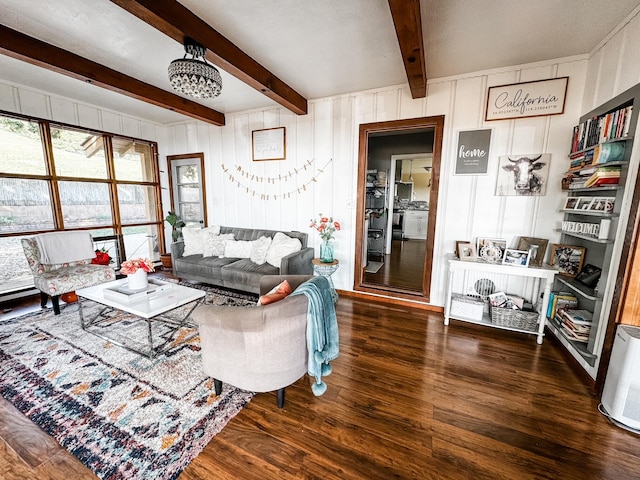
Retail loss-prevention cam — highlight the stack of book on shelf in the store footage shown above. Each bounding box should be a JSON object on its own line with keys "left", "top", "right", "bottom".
{"left": 570, "top": 104, "right": 633, "bottom": 153}
{"left": 583, "top": 166, "right": 621, "bottom": 188}
{"left": 555, "top": 308, "right": 593, "bottom": 343}
{"left": 546, "top": 292, "right": 578, "bottom": 319}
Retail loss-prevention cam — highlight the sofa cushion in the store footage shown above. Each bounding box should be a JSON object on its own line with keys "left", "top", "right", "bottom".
{"left": 223, "top": 239, "right": 252, "bottom": 258}
{"left": 257, "top": 279, "right": 292, "bottom": 305}
{"left": 176, "top": 254, "right": 239, "bottom": 279}
{"left": 265, "top": 232, "right": 302, "bottom": 268}
{"left": 203, "top": 233, "right": 235, "bottom": 257}
{"left": 221, "top": 259, "right": 279, "bottom": 288}
{"left": 250, "top": 236, "right": 272, "bottom": 265}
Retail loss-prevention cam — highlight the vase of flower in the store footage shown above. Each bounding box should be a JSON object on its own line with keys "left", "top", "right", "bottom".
{"left": 310, "top": 214, "right": 341, "bottom": 263}
{"left": 120, "top": 257, "right": 155, "bottom": 290}
{"left": 320, "top": 241, "right": 334, "bottom": 263}
{"left": 127, "top": 268, "right": 148, "bottom": 290}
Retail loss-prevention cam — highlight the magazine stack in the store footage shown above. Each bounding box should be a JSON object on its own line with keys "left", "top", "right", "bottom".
{"left": 555, "top": 308, "right": 593, "bottom": 343}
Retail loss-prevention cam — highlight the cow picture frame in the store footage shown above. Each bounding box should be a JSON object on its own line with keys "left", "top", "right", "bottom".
{"left": 495, "top": 154, "right": 551, "bottom": 196}
{"left": 516, "top": 236, "right": 548, "bottom": 267}
{"left": 549, "top": 244, "right": 586, "bottom": 277}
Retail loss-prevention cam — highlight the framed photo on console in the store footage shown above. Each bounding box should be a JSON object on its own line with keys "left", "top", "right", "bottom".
{"left": 476, "top": 238, "right": 507, "bottom": 263}
{"left": 549, "top": 244, "right": 585, "bottom": 277}
{"left": 502, "top": 249, "right": 530, "bottom": 267}
{"left": 457, "top": 242, "right": 477, "bottom": 261}
{"left": 516, "top": 236, "right": 548, "bottom": 267}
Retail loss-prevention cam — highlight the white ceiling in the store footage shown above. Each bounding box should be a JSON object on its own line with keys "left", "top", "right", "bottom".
{"left": 1, "top": 0, "right": 639, "bottom": 125}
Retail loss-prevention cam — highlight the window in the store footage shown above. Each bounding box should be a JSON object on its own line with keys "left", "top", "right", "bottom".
{"left": 0, "top": 113, "right": 161, "bottom": 294}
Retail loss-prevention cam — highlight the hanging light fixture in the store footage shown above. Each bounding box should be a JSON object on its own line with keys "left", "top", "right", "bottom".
{"left": 168, "top": 38, "right": 222, "bottom": 99}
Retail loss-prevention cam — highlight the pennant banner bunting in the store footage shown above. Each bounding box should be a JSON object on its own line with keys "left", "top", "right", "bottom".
{"left": 221, "top": 158, "right": 333, "bottom": 200}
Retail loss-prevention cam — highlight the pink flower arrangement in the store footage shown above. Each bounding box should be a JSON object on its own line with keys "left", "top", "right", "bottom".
{"left": 120, "top": 257, "right": 155, "bottom": 275}
{"left": 309, "top": 214, "right": 340, "bottom": 242}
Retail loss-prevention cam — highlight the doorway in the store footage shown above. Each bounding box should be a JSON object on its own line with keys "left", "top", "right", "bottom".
{"left": 354, "top": 116, "right": 444, "bottom": 302}
{"left": 167, "top": 153, "right": 207, "bottom": 228}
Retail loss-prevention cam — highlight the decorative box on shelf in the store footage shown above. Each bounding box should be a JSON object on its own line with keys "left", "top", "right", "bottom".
{"left": 450, "top": 294, "right": 485, "bottom": 322}
{"left": 103, "top": 278, "right": 173, "bottom": 304}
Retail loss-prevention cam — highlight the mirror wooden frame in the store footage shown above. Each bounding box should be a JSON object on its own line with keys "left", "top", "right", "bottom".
{"left": 354, "top": 116, "right": 444, "bottom": 302}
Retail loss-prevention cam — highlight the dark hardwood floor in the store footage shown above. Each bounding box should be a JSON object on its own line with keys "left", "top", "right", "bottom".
{"left": 2, "top": 278, "right": 640, "bottom": 479}
{"left": 364, "top": 239, "right": 425, "bottom": 291}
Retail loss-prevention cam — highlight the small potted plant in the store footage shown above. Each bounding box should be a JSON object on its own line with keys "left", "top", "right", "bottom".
{"left": 162, "top": 211, "right": 186, "bottom": 269}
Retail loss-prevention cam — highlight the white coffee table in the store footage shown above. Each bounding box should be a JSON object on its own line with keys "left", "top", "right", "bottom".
{"left": 76, "top": 278, "right": 206, "bottom": 358}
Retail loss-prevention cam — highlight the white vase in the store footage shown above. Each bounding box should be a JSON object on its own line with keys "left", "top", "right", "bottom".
{"left": 127, "top": 269, "right": 148, "bottom": 290}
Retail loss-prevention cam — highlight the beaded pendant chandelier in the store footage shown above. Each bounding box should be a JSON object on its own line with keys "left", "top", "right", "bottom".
{"left": 168, "top": 38, "right": 222, "bottom": 99}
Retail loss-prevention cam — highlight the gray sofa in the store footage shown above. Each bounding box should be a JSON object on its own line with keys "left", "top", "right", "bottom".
{"left": 170, "top": 226, "right": 314, "bottom": 294}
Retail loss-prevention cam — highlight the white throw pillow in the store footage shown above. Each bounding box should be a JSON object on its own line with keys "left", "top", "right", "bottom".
{"left": 182, "top": 227, "right": 207, "bottom": 256}
{"left": 250, "top": 236, "right": 273, "bottom": 265}
{"left": 182, "top": 226, "right": 221, "bottom": 256}
{"left": 223, "top": 239, "right": 252, "bottom": 258}
{"left": 265, "top": 232, "right": 302, "bottom": 268}
{"left": 203, "top": 233, "right": 235, "bottom": 257}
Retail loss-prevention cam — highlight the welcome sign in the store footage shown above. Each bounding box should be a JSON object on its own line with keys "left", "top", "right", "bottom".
{"left": 455, "top": 129, "right": 492, "bottom": 175}
{"left": 485, "top": 77, "right": 569, "bottom": 121}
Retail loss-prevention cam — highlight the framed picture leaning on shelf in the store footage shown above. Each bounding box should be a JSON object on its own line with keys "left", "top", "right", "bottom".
{"left": 516, "top": 236, "right": 548, "bottom": 267}
{"left": 588, "top": 197, "right": 615, "bottom": 213}
{"left": 549, "top": 244, "right": 586, "bottom": 277}
{"left": 575, "top": 197, "right": 593, "bottom": 210}
{"left": 476, "top": 238, "right": 507, "bottom": 263}
{"left": 457, "top": 242, "right": 477, "bottom": 261}
{"left": 563, "top": 197, "right": 578, "bottom": 210}
{"left": 502, "top": 249, "right": 530, "bottom": 267}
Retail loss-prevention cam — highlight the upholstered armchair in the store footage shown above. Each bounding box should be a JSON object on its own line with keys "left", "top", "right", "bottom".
{"left": 192, "top": 275, "right": 313, "bottom": 408}
{"left": 22, "top": 235, "right": 115, "bottom": 315}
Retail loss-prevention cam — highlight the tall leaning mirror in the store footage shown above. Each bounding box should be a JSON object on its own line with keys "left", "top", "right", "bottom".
{"left": 354, "top": 116, "right": 444, "bottom": 303}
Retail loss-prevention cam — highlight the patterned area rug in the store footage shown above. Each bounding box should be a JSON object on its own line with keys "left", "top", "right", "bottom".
{"left": 0, "top": 284, "right": 258, "bottom": 480}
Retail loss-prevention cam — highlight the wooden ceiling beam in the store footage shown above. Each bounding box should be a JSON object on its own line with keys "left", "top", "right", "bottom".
{"left": 111, "top": 0, "right": 308, "bottom": 115}
{"left": 0, "top": 24, "right": 225, "bottom": 126}
{"left": 388, "top": 0, "right": 427, "bottom": 98}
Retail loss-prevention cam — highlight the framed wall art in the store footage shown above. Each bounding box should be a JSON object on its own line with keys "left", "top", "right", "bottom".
{"left": 485, "top": 77, "right": 569, "bottom": 121}
{"left": 454, "top": 129, "right": 492, "bottom": 175}
{"left": 495, "top": 154, "right": 550, "bottom": 196}
{"left": 252, "top": 127, "right": 286, "bottom": 161}
{"left": 516, "top": 237, "right": 548, "bottom": 267}
{"left": 549, "top": 244, "right": 586, "bottom": 277}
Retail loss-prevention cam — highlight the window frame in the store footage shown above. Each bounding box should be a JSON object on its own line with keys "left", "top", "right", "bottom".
{"left": 0, "top": 110, "right": 164, "bottom": 267}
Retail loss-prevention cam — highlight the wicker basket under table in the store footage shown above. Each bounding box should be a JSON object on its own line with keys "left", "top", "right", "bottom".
{"left": 490, "top": 305, "right": 538, "bottom": 331}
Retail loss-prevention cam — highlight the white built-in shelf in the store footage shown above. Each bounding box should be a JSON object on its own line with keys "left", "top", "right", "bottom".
{"left": 556, "top": 276, "right": 600, "bottom": 301}
{"left": 554, "top": 229, "right": 612, "bottom": 243}
{"left": 568, "top": 136, "right": 633, "bottom": 157}
{"left": 559, "top": 209, "right": 617, "bottom": 217}
{"left": 567, "top": 185, "right": 623, "bottom": 193}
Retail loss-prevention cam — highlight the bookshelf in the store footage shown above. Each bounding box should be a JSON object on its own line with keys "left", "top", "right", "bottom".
{"left": 550, "top": 85, "right": 640, "bottom": 379}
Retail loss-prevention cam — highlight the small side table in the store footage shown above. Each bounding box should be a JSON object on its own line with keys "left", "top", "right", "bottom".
{"left": 312, "top": 258, "right": 339, "bottom": 302}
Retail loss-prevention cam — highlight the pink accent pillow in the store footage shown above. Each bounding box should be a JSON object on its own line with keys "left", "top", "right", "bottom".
{"left": 257, "top": 280, "right": 292, "bottom": 305}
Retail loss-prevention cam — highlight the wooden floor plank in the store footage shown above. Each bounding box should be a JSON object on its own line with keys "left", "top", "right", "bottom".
{"left": 2, "top": 283, "right": 640, "bottom": 479}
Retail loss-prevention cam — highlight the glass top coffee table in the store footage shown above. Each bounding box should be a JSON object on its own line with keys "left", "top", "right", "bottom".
{"left": 76, "top": 279, "right": 206, "bottom": 358}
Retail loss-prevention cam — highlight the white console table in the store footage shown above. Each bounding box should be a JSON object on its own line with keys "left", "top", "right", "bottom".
{"left": 444, "top": 255, "right": 557, "bottom": 344}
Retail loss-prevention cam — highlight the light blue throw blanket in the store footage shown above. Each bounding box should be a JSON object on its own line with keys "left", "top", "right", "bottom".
{"left": 291, "top": 276, "right": 339, "bottom": 396}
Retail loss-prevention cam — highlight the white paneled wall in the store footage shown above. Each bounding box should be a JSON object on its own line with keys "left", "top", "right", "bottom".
{"left": 162, "top": 57, "right": 589, "bottom": 306}
{"left": 583, "top": 6, "right": 640, "bottom": 111}
{"left": 0, "top": 82, "right": 163, "bottom": 141}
